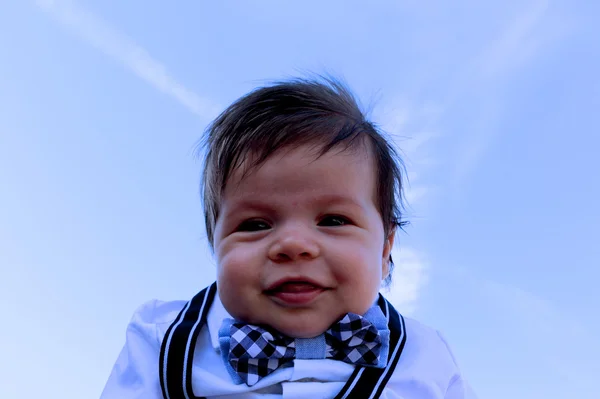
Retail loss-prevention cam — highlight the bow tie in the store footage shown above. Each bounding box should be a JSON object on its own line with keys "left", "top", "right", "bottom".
{"left": 219, "top": 310, "right": 389, "bottom": 386}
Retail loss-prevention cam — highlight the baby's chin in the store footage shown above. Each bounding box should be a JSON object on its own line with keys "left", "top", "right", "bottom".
{"left": 246, "top": 314, "right": 339, "bottom": 338}
{"left": 226, "top": 309, "right": 333, "bottom": 338}
{"left": 272, "top": 321, "right": 333, "bottom": 339}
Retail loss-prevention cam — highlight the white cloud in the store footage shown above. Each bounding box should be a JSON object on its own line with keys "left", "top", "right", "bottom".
{"left": 452, "top": 0, "right": 564, "bottom": 187}
{"left": 372, "top": 103, "right": 436, "bottom": 315}
{"left": 382, "top": 248, "right": 428, "bottom": 316}
{"left": 403, "top": 185, "right": 430, "bottom": 205}
{"left": 36, "top": 0, "right": 219, "bottom": 120}
{"left": 475, "top": 0, "right": 550, "bottom": 80}
{"left": 376, "top": 101, "right": 439, "bottom": 206}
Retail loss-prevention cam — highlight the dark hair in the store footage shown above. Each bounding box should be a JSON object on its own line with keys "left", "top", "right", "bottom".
{"left": 200, "top": 76, "right": 407, "bottom": 285}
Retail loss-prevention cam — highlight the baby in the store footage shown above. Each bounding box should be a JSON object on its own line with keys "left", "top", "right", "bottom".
{"left": 101, "top": 77, "right": 476, "bottom": 398}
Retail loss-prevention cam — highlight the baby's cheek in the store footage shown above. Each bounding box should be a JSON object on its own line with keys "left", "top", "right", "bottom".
{"left": 218, "top": 257, "right": 254, "bottom": 294}
{"left": 217, "top": 266, "right": 252, "bottom": 320}
{"left": 333, "top": 251, "right": 381, "bottom": 312}
{"left": 217, "top": 247, "right": 264, "bottom": 316}
{"left": 336, "top": 247, "right": 379, "bottom": 280}
{"left": 218, "top": 243, "right": 260, "bottom": 277}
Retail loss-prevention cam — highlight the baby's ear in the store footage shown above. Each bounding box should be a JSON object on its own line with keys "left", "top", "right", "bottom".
{"left": 381, "top": 228, "right": 396, "bottom": 279}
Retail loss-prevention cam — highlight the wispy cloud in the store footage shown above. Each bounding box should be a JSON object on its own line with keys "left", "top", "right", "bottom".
{"left": 384, "top": 248, "right": 428, "bottom": 315}
{"left": 475, "top": 0, "right": 550, "bottom": 80}
{"left": 376, "top": 103, "right": 438, "bottom": 314}
{"left": 378, "top": 0, "right": 570, "bottom": 316}
{"left": 36, "top": 0, "right": 219, "bottom": 120}
{"left": 377, "top": 100, "right": 442, "bottom": 206}
{"left": 453, "top": 0, "right": 561, "bottom": 187}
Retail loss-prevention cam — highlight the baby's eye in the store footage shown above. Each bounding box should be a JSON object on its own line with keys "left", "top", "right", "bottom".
{"left": 236, "top": 219, "right": 271, "bottom": 232}
{"left": 318, "top": 215, "right": 352, "bottom": 227}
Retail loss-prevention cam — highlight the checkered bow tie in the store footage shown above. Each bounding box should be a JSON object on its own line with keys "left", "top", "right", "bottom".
{"left": 223, "top": 313, "right": 386, "bottom": 386}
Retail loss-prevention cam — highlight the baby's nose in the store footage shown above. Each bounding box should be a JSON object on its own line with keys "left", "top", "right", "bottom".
{"left": 268, "top": 230, "right": 320, "bottom": 262}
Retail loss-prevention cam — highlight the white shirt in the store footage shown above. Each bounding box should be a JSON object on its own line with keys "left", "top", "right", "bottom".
{"left": 101, "top": 295, "right": 477, "bottom": 399}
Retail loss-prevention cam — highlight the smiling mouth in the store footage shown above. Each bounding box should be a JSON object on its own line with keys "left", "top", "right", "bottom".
{"left": 265, "top": 282, "right": 327, "bottom": 306}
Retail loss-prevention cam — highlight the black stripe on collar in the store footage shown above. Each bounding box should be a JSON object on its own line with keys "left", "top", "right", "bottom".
{"left": 334, "top": 294, "right": 407, "bottom": 399}
{"left": 159, "top": 283, "right": 217, "bottom": 399}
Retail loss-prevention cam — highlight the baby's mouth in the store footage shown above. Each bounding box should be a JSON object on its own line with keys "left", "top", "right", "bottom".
{"left": 265, "top": 280, "right": 328, "bottom": 306}
{"left": 268, "top": 282, "right": 322, "bottom": 293}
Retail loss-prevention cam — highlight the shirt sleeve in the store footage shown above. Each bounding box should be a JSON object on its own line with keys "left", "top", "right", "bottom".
{"left": 437, "top": 331, "right": 478, "bottom": 399}
{"left": 100, "top": 300, "right": 163, "bottom": 399}
{"left": 444, "top": 376, "right": 478, "bottom": 399}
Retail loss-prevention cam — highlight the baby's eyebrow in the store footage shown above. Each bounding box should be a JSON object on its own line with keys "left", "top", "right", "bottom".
{"left": 224, "top": 198, "right": 275, "bottom": 213}
{"left": 311, "top": 194, "right": 363, "bottom": 207}
{"left": 228, "top": 194, "right": 364, "bottom": 212}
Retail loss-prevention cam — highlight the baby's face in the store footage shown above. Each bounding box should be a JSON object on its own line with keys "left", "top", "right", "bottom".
{"left": 213, "top": 144, "right": 394, "bottom": 338}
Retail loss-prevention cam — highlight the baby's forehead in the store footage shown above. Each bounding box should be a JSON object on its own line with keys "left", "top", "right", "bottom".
{"left": 218, "top": 143, "right": 377, "bottom": 210}
{"left": 225, "top": 139, "right": 373, "bottom": 184}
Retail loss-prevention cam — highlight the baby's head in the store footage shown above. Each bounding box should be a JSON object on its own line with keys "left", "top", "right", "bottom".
{"left": 201, "top": 77, "right": 405, "bottom": 338}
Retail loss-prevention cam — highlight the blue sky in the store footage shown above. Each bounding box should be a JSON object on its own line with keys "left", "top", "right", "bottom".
{"left": 1, "top": 1, "right": 598, "bottom": 398}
